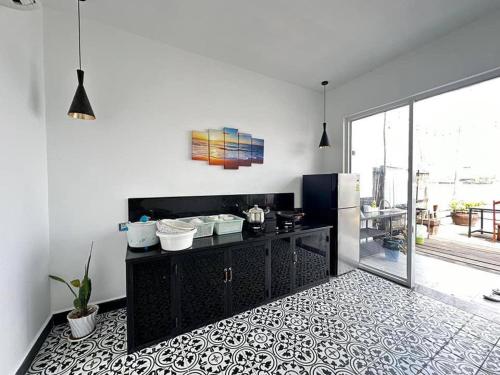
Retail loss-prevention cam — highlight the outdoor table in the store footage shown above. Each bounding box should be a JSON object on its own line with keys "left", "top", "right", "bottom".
{"left": 360, "top": 209, "right": 407, "bottom": 242}
{"left": 468, "top": 207, "right": 496, "bottom": 238}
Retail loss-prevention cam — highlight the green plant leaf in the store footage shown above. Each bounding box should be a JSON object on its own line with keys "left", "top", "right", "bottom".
{"left": 79, "top": 277, "right": 91, "bottom": 311}
{"left": 70, "top": 279, "right": 81, "bottom": 288}
{"left": 49, "top": 275, "right": 78, "bottom": 299}
{"left": 73, "top": 297, "right": 81, "bottom": 310}
{"left": 49, "top": 275, "right": 67, "bottom": 284}
{"left": 85, "top": 241, "right": 93, "bottom": 279}
{"left": 88, "top": 279, "right": 92, "bottom": 306}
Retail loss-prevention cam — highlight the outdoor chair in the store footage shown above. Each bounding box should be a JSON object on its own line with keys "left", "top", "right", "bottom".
{"left": 493, "top": 200, "right": 500, "bottom": 241}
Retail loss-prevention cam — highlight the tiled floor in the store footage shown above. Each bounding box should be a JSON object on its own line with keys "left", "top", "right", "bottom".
{"left": 27, "top": 270, "right": 500, "bottom": 375}
{"left": 361, "top": 251, "right": 500, "bottom": 321}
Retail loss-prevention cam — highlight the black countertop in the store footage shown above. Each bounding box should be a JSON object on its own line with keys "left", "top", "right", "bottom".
{"left": 126, "top": 224, "right": 332, "bottom": 262}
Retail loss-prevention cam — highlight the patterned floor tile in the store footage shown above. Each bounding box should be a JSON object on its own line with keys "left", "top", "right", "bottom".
{"left": 432, "top": 307, "right": 472, "bottom": 329}
{"left": 25, "top": 270, "right": 500, "bottom": 375}
{"left": 462, "top": 316, "right": 500, "bottom": 345}
{"left": 421, "top": 352, "right": 481, "bottom": 375}
{"left": 481, "top": 345, "right": 500, "bottom": 374}
{"left": 442, "top": 330, "right": 493, "bottom": 367}
{"left": 362, "top": 359, "right": 407, "bottom": 375}
{"left": 373, "top": 350, "right": 428, "bottom": 375}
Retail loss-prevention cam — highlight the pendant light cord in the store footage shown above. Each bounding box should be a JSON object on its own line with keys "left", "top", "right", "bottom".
{"left": 77, "top": 0, "right": 82, "bottom": 70}
{"left": 323, "top": 84, "right": 326, "bottom": 123}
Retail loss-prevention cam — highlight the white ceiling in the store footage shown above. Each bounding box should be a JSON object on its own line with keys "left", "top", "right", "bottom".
{"left": 41, "top": 0, "right": 500, "bottom": 91}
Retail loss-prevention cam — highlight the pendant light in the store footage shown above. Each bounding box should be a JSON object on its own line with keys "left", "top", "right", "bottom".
{"left": 319, "top": 81, "right": 330, "bottom": 148}
{"left": 68, "top": 0, "right": 95, "bottom": 120}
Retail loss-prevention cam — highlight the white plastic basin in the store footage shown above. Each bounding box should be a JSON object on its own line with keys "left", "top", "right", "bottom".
{"left": 157, "top": 229, "right": 197, "bottom": 251}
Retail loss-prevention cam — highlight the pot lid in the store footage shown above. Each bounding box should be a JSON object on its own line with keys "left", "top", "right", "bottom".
{"left": 248, "top": 204, "right": 264, "bottom": 214}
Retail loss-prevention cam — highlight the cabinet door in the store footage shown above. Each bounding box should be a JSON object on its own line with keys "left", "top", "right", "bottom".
{"left": 271, "top": 237, "right": 293, "bottom": 299}
{"left": 129, "top": 258, "right": 174, "bottom": 350}
{"left": 229, "top": 242, "right": 267, "bottom": 315}
{"left": 294, "top": 230, "right": 329, "bottom": 289}
{"left": 178, "top": 249, "right": 227, "bottom": 331}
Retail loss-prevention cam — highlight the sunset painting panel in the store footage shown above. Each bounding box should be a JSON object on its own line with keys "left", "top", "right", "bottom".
{"left": 191, "top": 131, "right": 208, "bottom": 161}
{"left": 238, "top": 133, "right": 252, "bottom": 166}
{"left": 209, "top": 129, "right": 225, "bottom": 165}
{"left": 224, "top": 127, "right": 239, "bottom": 169}
{"left": 251, "top": 138, "right": 264, "bottom": 164}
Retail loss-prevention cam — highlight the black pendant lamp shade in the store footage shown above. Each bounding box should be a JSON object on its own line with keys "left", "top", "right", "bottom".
{"left": 319, "top": 80, "right": 330, "bottom": 148}
{"left": 68, "top": 69, "right": 95, "bottom": 120}
{"left": 68, "top": 0, "right": 95, "bottom": 120}
{"left": 319, "top": 122, "right": 330, "bottom": 148}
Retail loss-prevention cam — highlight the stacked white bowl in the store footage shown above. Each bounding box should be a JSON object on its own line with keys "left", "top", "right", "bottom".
{"left": 156, "top": 219, "right": 197, "bottom": 251}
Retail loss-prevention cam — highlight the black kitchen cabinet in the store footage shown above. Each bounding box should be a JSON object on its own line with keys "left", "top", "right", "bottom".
{"left": 228, "top": 241, "right": 267, "bottom": 314}
{"left": 177, "top": 248, "right": 227, "bottom": 331}
{"left": 127, "top": 258, "right": 175, "bottom": 351}
{"left": 176, "top": 241, "right": 268, "bottom": 331}
{"left": 295, "top": 231, "right": 329, "bottom": 289}
{"left": 126, "top": 225, "right": 331, "bottom": 353}
{"left": 270, "top": 231, "right": 330, "bottom": 299}
{"left": 271, "top": 237, "right": 293, "bottom": 299}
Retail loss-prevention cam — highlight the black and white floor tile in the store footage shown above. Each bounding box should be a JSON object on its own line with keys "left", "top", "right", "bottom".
{"left": 27, "top": 271, "right": 500, "bottom": 375}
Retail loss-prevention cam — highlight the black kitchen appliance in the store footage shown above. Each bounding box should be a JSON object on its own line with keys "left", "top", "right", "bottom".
{"left": 245, "top": 221, "right": 265, "bottom": 233}
{"left": 276, "top": 210, "right": 305, "bottom": 231}
{"left": 303, "top": 173, "right": 360, "bottom": 276}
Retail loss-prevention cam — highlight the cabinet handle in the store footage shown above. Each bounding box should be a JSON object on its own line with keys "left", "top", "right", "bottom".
{"left": 293, "top": 252, "right": 298, "bottom": 264}
{"left": 228, "top": 267, "right": 233, "bottom": 282}
{"left": 223, "top": 268, "right": 228, "bottom": 283}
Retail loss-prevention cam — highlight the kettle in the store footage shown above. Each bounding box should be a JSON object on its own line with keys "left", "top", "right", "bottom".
{"left": 243, "top": 205, "right": 270, "bottom": 224}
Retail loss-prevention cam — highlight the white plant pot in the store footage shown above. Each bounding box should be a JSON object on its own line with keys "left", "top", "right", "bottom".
{"left": 67, "top": 304, "right": 99, "bottom": 339}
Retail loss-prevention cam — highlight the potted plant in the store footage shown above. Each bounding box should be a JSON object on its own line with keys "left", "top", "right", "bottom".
{"left": 449, "top": 200, "right": 483, "bottom": 226}
{"left": 383, "top": 237, "right": 402, "bottom": 261}
{"left": 363, "top": 199, "right": 378, "bottom": 213}
{"left": 49, "top": 243, "right": 98, "bottom": 339}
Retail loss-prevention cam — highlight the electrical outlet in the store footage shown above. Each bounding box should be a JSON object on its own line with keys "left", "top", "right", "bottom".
{"left": 118, "top": 222, "right": 128, "bottom": 232}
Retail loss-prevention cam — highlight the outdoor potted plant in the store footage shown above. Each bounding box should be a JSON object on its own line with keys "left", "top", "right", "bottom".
{"left": 49, "top": 243, "right": 98, "bottom": 340}
{"left": 383, "top": 237, "right": 403, "bottom": 261}
{"left": 363, "top": 199, "right": 378, "bottom": 213}
{"left": 449, "top": 200, "right": 482, "bottom": 226}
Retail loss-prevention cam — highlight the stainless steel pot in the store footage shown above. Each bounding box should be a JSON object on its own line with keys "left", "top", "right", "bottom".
{"left": 242, "top": 205, "right": 270, "bottom": 224}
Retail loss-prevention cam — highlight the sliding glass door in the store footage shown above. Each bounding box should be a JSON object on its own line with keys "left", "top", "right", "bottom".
{"left": 345, "top": 69, "right": 500, "bottom": 288}
{"left": 348, "top": 104, "right": 415, "bottom": 287}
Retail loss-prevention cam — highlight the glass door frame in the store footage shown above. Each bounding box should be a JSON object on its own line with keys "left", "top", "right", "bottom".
{"left": 345, "top": 100, "right": 416, "bottom": 288}
{"left": 343, "top": 67, "right": 500, "bottom": 289}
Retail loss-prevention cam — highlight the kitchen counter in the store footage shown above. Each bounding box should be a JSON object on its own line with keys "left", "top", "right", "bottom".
{"left": 360, "top": 209, "right": 407, "bottom": 241}
{"left": 125, "top": 223, "right": 332, "bottom": 352}
{"left": 126, "top": 223, "right": 332, "bottom": 262}
{"left": 361, "top": 208, "right": 407, "bottom": 221}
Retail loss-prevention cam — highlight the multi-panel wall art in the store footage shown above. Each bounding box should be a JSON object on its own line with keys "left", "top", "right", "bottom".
{"left": 192, "top": 128, "right": 264, "bottom": 169}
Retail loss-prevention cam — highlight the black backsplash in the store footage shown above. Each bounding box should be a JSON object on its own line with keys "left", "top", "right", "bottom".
{"left": 128, "top": 193, "right": 295, "bottom": 222}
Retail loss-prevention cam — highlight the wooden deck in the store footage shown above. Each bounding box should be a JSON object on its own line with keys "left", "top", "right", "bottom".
{"left": 416, "top": 238, "right": 500, "bottom": 273}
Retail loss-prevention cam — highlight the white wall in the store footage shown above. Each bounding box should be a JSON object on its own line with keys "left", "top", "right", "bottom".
{"left": 0, "top": 6, "right": 50, "bottom": 375}
{"left": 321, "top": 9, "right": 500, "bottom": 172}
{"left": 43, "top": 9, "right": 322, "bottom": 311}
